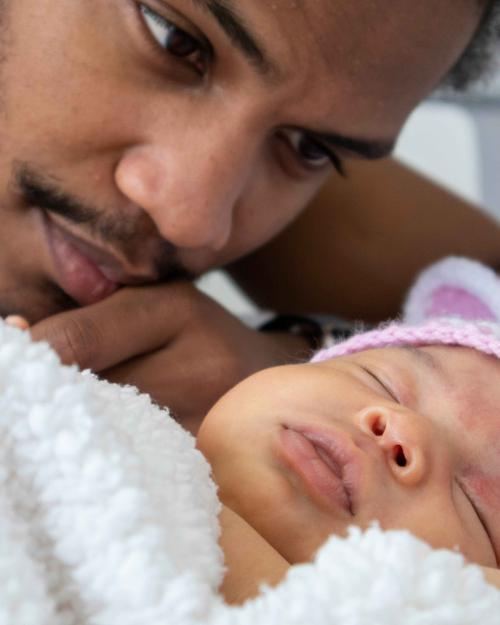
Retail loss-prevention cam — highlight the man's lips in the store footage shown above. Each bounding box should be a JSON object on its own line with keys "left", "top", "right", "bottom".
{"left": 41, "top": 212, "right": 158, "bottom": 306}
{"left": 277, "top": 426, "right": 359, "bottom": 516}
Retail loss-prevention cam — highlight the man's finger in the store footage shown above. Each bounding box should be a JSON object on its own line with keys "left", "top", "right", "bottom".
{"left": 30, "top": 284, "right": 190, "bottom": 371}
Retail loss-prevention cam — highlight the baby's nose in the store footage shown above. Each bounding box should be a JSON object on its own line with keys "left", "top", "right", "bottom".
{"left": 356, "top": 406, "right": 427, "bottom": 487}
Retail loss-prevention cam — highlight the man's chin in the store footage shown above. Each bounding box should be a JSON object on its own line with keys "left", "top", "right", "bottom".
{"left": 0, "top": 280, "right": 78, "bottom": 324}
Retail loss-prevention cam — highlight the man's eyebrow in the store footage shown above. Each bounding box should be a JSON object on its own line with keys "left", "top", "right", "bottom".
{"left": 189, "top": 0, "right": 275, "bottom": 76}
{"left": 309, "top": 129, "right": 395, "bottom": 160}
{"left": 187, "top": 1, "right": 394, "bottom": 158}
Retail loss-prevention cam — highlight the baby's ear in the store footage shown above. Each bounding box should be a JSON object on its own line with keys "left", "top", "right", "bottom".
{"left": 404, "top": 256, "right": 500, "bottom": 324}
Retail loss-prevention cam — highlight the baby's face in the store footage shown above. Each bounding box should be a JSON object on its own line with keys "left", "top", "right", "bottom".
{"left": 197, "top": 345, "right": 500, "bottom": 568}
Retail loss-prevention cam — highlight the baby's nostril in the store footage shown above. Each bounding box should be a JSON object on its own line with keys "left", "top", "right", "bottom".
{"left": 372, "top": 417, "right": 385, "bottom": 436}
{"left": 394, "top": 445, "right": 407, "bottom": 467}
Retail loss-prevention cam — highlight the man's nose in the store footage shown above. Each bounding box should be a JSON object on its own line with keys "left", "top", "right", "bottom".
{"left": 114, "top": 136, "right": 254, "bottom": 253}
{"left": 356, "top": 406, "right": 428, "bottom": 487}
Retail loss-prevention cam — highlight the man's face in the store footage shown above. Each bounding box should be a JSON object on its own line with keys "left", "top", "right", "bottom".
{"left": 0, "top": 0, "right": 486, "bottom": 321}
{"left": 198, "top": 345, "right": 500, "bottom": 568}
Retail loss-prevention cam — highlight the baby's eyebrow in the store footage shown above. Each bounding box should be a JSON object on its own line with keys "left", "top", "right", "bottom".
{"left": 398, "top": 345, "right": 440, "bottom": 369}
{"left": 396, "top": 345, "right": 441, "bottom": 372}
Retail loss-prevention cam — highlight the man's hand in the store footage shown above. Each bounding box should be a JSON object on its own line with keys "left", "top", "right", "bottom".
{"left": 30, "top": 282, "right": 310, "bottom": 432}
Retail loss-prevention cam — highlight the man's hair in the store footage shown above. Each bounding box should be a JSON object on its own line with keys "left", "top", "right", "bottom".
{"left": 442, "top": 1, "right": 500, "bottom": 90}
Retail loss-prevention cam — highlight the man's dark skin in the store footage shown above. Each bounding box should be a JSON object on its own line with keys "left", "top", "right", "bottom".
{"left": 1, "top": 0, "right": 500, "bottom": 426}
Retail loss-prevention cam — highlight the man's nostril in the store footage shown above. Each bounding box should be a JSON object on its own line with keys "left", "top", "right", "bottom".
{"left": 394, "top": 445, "right": 407, "bottom": 467}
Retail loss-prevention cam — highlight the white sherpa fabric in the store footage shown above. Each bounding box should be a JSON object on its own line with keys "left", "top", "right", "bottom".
{"left": 0, "top": 319, "right": 498, "bottom": 625}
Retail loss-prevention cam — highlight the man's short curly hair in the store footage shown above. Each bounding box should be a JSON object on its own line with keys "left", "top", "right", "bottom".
{"left": 442, "top": 1, "right": 500, "bottom": 90}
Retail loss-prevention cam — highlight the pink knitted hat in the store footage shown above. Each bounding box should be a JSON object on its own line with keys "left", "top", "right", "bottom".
{"left": 312, "top": 256, "right": 500, "bottom": 363}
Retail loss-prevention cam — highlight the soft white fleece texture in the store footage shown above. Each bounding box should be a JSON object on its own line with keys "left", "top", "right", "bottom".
{"left": 0, "top": 320, "right": 498, "bottom": 625}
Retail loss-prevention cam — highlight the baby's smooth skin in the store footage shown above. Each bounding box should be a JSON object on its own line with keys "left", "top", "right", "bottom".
{"left": 197, "top": 344, "right": 500, "bottom": 601}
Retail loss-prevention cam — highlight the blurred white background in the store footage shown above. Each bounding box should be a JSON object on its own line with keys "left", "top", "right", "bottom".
{"left": 396, "top": 71, "right": 500, "bottom": 220}
{"left": 199, "top": 67, "right": 500, "bottom": 316}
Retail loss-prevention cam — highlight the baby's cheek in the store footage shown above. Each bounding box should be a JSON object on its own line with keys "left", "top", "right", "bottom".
{"left": 454, "top": 387, "right": 496, "bottom": 433}
{"left": 461, "top": 468, "right": 500, "bottom": 567}
{"left": 196, "top": 414, "right": 224, "bottom": 461}
{"left": 466, "top": 470, "right": 500, "bottom": 514}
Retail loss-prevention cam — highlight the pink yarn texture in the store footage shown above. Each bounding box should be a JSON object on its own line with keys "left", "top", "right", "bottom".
{"left": 311, "top": 257, "right": 500, "bottom": 364}
{"left": 311, "top": 319, "right": 500, "bottom": 363}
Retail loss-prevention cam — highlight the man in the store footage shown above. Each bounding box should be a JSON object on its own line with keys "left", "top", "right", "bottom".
{"left": 2, "top": 0, "right": 500, "bottom": 424}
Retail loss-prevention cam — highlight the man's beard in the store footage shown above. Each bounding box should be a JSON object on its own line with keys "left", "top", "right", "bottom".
{"left": 0, "top": 162, "right": 196, "bottom": 323}
{"left": 16, "top": 165, "right": 184, "bottom": 262}
{"left": 0, "top": 279, "right": 78, "bottom": 322}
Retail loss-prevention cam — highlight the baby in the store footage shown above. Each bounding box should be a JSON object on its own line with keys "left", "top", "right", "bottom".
{"left": 3, "top": 256, "right": 500, "bottom": 615}
{"left": 196, "top": 257, "right": 500, "bottom": 600}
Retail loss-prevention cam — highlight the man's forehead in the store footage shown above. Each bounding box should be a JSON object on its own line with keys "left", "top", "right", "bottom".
{"left": 227, "top": 0, "right": 485, "bottom": 132}
{"left": 299, "top": 0, "right": 483, "bottom": 80}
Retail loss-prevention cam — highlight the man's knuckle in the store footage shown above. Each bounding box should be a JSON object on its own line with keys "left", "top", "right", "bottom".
{"left": 58, "top": 318, "right": 103, "bottom": 367}
{"left": 214, "top": 352, "right": 249, "bottom": 386}
{"left": 174, "top": 292, "right": 208, "bottom": 327}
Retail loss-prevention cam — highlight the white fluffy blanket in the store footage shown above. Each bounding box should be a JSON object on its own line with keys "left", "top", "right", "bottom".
{"left": 0, "top": 320, "right": 499, "bottom": 625}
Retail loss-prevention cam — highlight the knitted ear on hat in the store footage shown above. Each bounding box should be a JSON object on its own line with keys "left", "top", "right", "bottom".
{"left": 311, "top": 257, "right": 500, "bottom": 364}
{"left": 403, "top": 256, "right": 500, "bottom": 324}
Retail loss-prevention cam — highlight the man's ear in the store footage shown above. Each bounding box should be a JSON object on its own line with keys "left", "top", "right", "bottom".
{"left": 404, "top": 256, "right": 500, "bottom": 324}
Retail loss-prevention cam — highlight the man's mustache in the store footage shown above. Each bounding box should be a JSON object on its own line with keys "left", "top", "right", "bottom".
{"left": 15, "top": 163, "right": 195, "bottom": 283}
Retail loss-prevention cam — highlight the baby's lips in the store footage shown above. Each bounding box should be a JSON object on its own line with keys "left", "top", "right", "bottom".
{"left": 4, "top": 315, "right": 30, "bottom": 331}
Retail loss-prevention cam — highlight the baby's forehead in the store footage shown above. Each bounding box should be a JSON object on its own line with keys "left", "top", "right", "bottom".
{"left": 326, "top": 343, "right": 440, "bottom": 367}
{"left": 336, "top": 343, "right": 500, "bottom": 424}
{"left": 338, "top": 342, "right": 496, "bottom": 371}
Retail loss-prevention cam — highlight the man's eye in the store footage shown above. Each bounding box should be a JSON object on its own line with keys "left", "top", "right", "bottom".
{"left": 284, "top": 130, "right": 345, "bottom": 176}
{"left": 140, "top": 4, "right": 210, "bottom": 74}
